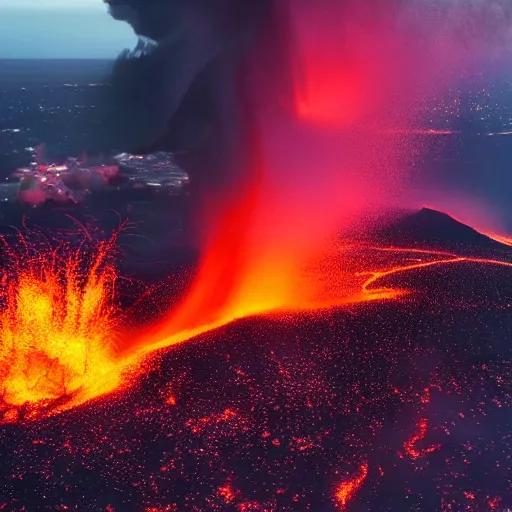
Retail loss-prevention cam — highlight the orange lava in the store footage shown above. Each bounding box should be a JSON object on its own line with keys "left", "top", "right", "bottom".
{"left": 484, "top": 233, "right": 512, "bottom": 247}
{"left": 334, "top": 463, "right": 368, "bottom": 509}
{"left": 356, "top": 247, "right": 512, "bottom": 299}
{"left": 0, "top": 234, "right": 122, "bottom": 423}
{"left": 165, "top": 394, "right": 177, "bottom": 406}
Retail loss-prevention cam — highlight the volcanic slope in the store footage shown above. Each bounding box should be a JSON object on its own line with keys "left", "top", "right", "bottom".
{"left": 0, "top": 212, "right": 511, "bottom": 512}
{"left": 376, "top": 207, "right": 510, "bottom": 252}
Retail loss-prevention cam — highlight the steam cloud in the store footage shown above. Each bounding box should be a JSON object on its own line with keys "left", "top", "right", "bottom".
{"left": 105, "top": 0, "right": 512, "bottom": 334}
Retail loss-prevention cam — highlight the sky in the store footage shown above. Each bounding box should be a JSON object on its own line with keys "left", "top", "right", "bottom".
{"left": 0, "top": 0, "right": 136, "bottom": 58}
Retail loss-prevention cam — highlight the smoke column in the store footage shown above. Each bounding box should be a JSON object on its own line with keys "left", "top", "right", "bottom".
{"left": 104, "top": 0, "right": 512, "bottom": 340}
{"left": 104, "top": 0, "right": 293, "bottom": 238}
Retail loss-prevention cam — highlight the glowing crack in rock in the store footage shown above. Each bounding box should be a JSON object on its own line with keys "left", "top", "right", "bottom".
{"left": 404, "top": 417, "right": 441, "bottom": 460}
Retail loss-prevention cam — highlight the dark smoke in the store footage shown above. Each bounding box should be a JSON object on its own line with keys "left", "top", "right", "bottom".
{"left": 102, "top": 1, "right": 293, "bottom": 193}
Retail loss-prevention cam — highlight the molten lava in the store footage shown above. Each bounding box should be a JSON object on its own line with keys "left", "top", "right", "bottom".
{"left": 0, "top": 234, "right": 122, "bottom": 422}
{"left": 334, "top": 463, "right": 368, "bottom": 509}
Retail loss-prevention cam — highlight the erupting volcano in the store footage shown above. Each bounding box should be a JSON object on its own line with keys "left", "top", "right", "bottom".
{"left": 1, "top": 209, "right": 511, "bottom": 510}
{"left": 1, "top": 0, "right": 512, "bottom": 510}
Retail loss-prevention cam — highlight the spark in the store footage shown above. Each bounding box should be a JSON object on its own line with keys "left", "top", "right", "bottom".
{"left": 218, "top": 482, "right": 237, "bottom": 503}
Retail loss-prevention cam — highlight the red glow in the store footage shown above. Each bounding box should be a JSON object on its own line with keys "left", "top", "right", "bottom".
{"left": 488, "top": 496, "right": 502, "bottom": 509}
{"left": 132, "top": 0, "right": 507, "bottom": 359}
{"left": 290, "top": 5, "right": 398, "bottom": 127}
{"left": 218, "top": 483, "right": 237, "bottom": 504}
{"left": 137, "top": 0, "right": 496, "bottom": 354}
{"left": 1, "top": 3, "right": 512, "bottom": 511}
{"left": 287, "top": 1, "right": 482, "bottom": 129}
{"left": 185, "top": 409, "right": 238, "bottom": 435}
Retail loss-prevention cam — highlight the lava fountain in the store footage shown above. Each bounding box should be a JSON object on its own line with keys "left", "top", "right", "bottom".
{"left": 0, "top": 233, "right": 122, "bottom": 423}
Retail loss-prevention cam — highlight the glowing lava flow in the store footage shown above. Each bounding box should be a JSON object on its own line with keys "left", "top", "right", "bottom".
{"left": 357, "top": 247, "right": 512, "bottom": 299}
{"left": 133, "top": 243, "right": 512, "bottom": 363}
{"left": 485, "top": 233, "right": 512, "bottom": 247}
{"left": 334, "top": 463, "right": 368, "bottom": 510}
{"left": 0, "top": 234, "right": 122, "bottom": 423}
{"left": 3, "top": 228, "right": 512, "bottom": 423}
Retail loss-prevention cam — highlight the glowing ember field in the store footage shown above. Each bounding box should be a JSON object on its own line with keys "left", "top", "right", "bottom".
{"left": 0, "top": 210, "right": 511, "bottom": 511}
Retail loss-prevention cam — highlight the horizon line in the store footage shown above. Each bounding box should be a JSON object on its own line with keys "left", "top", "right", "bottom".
{"left": 0, "top": 57, "right": 115, "bottom": 61}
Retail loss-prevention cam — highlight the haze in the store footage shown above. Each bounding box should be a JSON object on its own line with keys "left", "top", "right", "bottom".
{"left": 0, "top": 1, "right": 135, "bottom": 59}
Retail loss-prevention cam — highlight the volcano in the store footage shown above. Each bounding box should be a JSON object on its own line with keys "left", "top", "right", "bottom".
{"left": 0, "top": 209, "right": 511, "bottom": 512}
{"left": 377, "top": 207, "right": 511, "bottom": 252}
